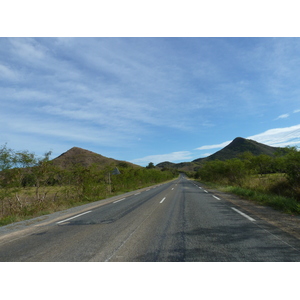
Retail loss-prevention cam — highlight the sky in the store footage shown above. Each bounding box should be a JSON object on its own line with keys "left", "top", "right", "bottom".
{"left": 1, "top": 37, "right": 300, "bottom": 166}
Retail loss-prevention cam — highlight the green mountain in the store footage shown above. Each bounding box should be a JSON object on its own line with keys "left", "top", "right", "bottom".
{"left": 193, "top": 137, "right": 283, "bottom": 163}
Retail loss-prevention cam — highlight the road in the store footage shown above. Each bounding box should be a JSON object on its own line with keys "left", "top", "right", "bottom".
{"left": 1, "top": 174, "right": 300, "bottom": 261}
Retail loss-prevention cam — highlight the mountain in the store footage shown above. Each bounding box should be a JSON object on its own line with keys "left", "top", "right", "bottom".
{"left": 156, "top": 137, "right": 285, "bottom": 172}
{"left": 51, "top": 147, "right": 140, "bottom": 170}
{"left": 193, "top": 137, "right": 283, "bottom": 163}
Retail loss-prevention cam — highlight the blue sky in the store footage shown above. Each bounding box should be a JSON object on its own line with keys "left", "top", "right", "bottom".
{"left": 1, "top": 37, "right": 300, "bottom": 166}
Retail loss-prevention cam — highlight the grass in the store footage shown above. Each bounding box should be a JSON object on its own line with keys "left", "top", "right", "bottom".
{"left": 197, "top": 174, "right": 300, "bottom": 215}
{"left": 224, "top": 186, "right": 300, "bottom": 214}
{"left": 0, "top": 178, "right": 177, "bottom": 227}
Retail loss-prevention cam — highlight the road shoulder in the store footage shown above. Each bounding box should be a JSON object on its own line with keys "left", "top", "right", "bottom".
{"left": 199, "top": 182, "right": 300, "bottom": 240}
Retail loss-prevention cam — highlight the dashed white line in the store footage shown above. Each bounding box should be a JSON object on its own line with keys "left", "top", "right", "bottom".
{"left": 213, "top": 195, "right": 221, "bottom": 200}
{"left": 113, "top": 198, "right": 126, "bottom": 203}
{"left": 57, "top": 211, "right": 92, "bottom": 224}
{"left": 134, "top": 192, "right": 141, "bottom": 195}
{"left": 231, "top": 207, "right": 256, "bottom": 222}
{"left": 204, "top": 190, "right": 208, "bottom": 193}
{"left": 171, "top": 188, "right": 174, "bottom": 190}
{"left": 160, "top": 197, "right": 166, "bottom": 204}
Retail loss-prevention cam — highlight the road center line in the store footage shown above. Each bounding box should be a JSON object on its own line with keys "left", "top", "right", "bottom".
{"left": 204, "top": 190, "right": 208, "bottom": 193}
{"left": 160, "top": 197, "right": 166, "bottom": 204}
{"left": 213, "top": 195, "right": 221, "bottom": 200}
{"left": 57, "top": 211, "right": 92, "bottom": 224}
{"left": 231, "top": 207, "right": 256, "bottom": 222}
{"left": 113, "top": 198, "right": 126, "bottom": 203}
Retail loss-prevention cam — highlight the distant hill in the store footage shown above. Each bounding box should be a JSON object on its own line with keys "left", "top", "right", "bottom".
{"left": 156, "top": 161, "right": 176, "bottom": 169}
{"left": 156, "top": 137, "right": 286, "bottom": 172}
{"left": 51, "top": 147, "right": 141, "bottom": 170}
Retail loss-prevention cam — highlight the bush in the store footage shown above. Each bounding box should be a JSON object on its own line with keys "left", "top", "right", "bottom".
{"left": 284, "top": 148, "right": 300, "bottom": 189}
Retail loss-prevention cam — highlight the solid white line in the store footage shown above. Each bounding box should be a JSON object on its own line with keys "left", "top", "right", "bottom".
{"left": 231, "top": 207, "right": 256, "bottom": 222}
{"left": 57, "top": 211, "right": 92, "bottom": 224}
{"left": 213, "top": 195, "right": 221, "bottom": 200}
{"left": 113, "top": 198, "right": 126, "bottom": 203}
{"left": 160, "top": 197, "right": 166, "bottom": 204}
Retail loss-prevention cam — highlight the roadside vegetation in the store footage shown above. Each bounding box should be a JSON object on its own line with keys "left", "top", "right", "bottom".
{"left": 0, "top": 144, "right": 178, "bottom": 226}
{"left": 192, "top": 147, "right": 300, "bottom": 215}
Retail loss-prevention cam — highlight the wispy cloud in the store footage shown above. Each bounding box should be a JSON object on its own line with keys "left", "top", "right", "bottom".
{"left": 0, "top": 63, "right": 20, "bottom": 81}
{"left": 247, "top": 124, "right": 300, "bottom": 147}
{"left": 195, "top": 124, "right": 300, "bottom": 154}
{"left": 195, "top": 140, "right": 232, "bottom": 150}
{"left": 275, "top": 113, "right": 289, "bottom": 120}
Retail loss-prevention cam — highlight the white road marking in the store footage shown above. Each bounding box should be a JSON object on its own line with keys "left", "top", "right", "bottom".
{"left": 231, "top": 207, "right": 256, "bottom": 222}
{"left": 134, "top": 192, "right": 141, "bottom": 195}
{"left": 113, "top": 198, "right": 126, "bottom": 203}
{"left": 146, "top": 189, "right": 150, "bottom": 191}
{"left": 160, "top": 197, "right": 166, "bottom": 204}
{"left": 213, "top": 195, "right": 221, "bottom": 200}
{"left": 57, "top": 211, "right": 92, "bottom": 224}
{"left": 171, "top": 188, "right": 174, "bottom": 190}
{"left": 204, "top": 190, "right": 208, "bottom": 193}
{"left": 199, "top": 187, "right": 202, "bottom": 189}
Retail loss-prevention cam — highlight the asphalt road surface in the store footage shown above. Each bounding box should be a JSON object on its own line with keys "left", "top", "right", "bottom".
{"left": 1, "top": 174, "right": 300, "bottom": 261}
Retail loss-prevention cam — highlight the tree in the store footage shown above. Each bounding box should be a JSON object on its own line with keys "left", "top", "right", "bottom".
{"left": 251, "top": 154, "right": 273, "bottom": 176}
{"left": 0, "top": 143, "right": 14, "bottom": 171}
{"left": 146, "top": 162, "right": 155, "bottom": 169}
{"left": 284, "top": 147, "right": 300, "bottom": 189}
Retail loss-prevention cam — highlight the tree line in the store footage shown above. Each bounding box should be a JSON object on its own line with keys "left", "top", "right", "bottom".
{"left": 194, "top": 147, "right": 300, "bottom": 200}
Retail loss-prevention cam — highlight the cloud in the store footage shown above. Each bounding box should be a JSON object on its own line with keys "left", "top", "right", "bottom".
{"left": 0, "top": 63, "right": 20, "bottom": 81}
{"left": 1, "top": 38, "right": 216, "bottom": 136}
{"left": 275, "top": 113, "right": 289, "bottom": 120}
{"left": 247, "top": 124, "right": 300, "bottom": 147}
{"left": 9, "top": 38, "right": 49, "bottom": 65}
{"left": 294, "top": 109, "right": 300, "bottom": 113}
{"left": 130, "top": 151, "right": 193, "bottom": 166}
{"left": 195, "top": 140, "right": 232, "bottom": 150}
{"left": 195, "top": 124, "right": 300, "bottom": 153}
{"left": 200, "top": 153, "right": 213, "bottom": 158}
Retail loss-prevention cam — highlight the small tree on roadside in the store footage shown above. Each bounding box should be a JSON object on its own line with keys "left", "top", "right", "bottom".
{"left": 284, "top": 147, "right": 300, "bottom": 190}
{"left": 146, "top": 162, "right": 155, "bottom": 169}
